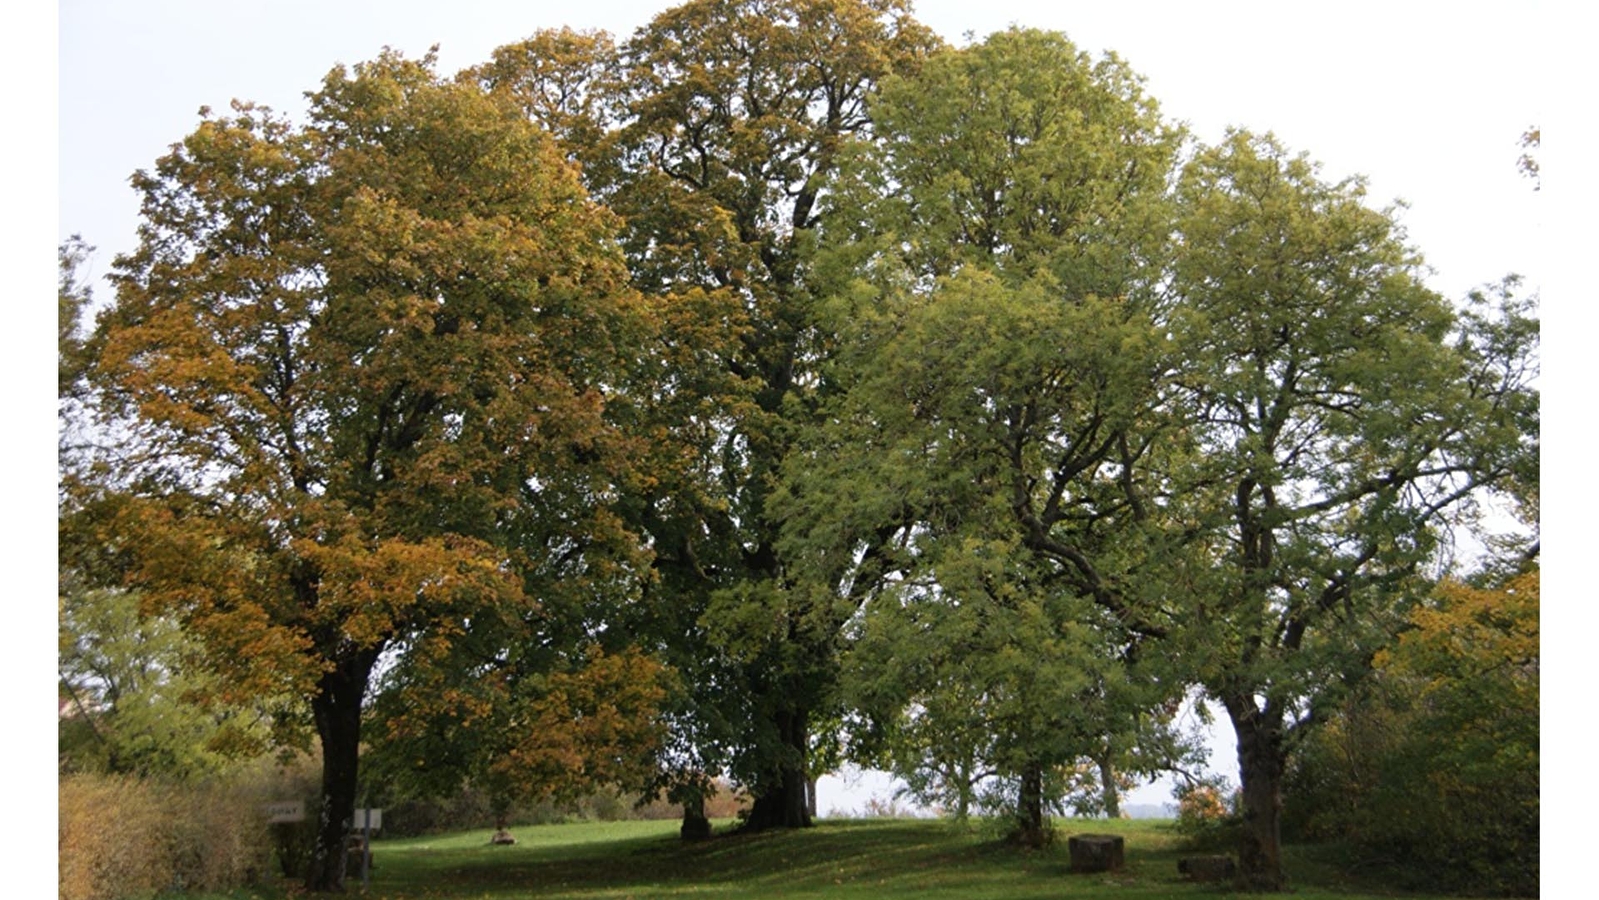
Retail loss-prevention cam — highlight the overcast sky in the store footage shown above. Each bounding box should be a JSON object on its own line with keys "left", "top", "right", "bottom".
{"left": 59, "top": 0, "right": 1541, "bottom": 303}
{"left": 46, "top": 0, "right": 1556, "bottom": 823}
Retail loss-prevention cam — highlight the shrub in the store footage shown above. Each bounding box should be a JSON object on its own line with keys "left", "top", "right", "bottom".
{"left": 1172, "top": 778, "right": 1242, "bottom": 852}
{"left": 61, "top": 774, "right": 168, "bottom": 900}
{"left": 60, "top": 772, "right": 272, "bottom": 900}
{"left": 1281, "top": 571, "right": 1539, "bottom": 896}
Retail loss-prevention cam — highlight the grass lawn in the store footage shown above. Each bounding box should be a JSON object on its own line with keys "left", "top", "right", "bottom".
{"left": 197, "top": 818, "right": 1488, "bottom": 900}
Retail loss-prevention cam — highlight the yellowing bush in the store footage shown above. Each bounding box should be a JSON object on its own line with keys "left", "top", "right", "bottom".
{"left": 59, "top": 773, "right": 272, "bottom": 900}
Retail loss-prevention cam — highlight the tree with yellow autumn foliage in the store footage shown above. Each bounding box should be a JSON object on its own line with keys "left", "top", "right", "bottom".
{"left": 69, "top": 50, "right": 666, "bottom": 892}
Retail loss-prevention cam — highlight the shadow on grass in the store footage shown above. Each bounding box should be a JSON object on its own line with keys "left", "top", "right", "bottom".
{"left": 358, "top": 818, "right": 1219, "bottom": 899}
{"left": 226, "top": 819, "right": 1486, "bottom": 900}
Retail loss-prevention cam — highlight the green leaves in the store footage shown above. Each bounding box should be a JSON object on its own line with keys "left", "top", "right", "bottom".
{"left": 58, "top": 585, "right": 276, "bottom": 778}
{"left": 823, "top": 28, "right": 1177, "bottom": 295}
{"left": 1153, "top": 129, "right": 1540, "bottom": 886}
{"left": 65, "top": 6, "right": 1540, "bottom": 879}
{"left": 778, "top": 28, "right": 1195, "bottom": 828}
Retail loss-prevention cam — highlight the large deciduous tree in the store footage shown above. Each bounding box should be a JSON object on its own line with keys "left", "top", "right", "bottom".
{"left": 479, "top": 0, "right": 941, "bottom": 831}
{"left": 1164, "top": 131, "right": 1539, "bottom": 890}
{"left": 75, "top": 52, "right": 659, "bottom": 891}
{"left": 778, "top": 28, "right": 1186, "bottom": 842}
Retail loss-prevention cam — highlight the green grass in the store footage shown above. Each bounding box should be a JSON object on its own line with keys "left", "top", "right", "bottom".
{"left": 197, "top": 818, "right": 1497, "bottom": 899}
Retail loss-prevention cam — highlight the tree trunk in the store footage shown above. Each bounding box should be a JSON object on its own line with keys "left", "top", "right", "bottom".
{"left": 1226, "top": 697, "right": 1289, "bottom": 891}
{"left": 680, "top": 787, "right": 712, "bottom": 841}
{"left": 806, "top": 775, "right": 818, "bottom": 820}
{"left": 305, "top": 650, "right": 378, "bottom": 892}
{"left": 1098, "top": 755, "right": 1122, "bottom": 819}
{"left": 744, "top": 706, "right": 812, "bottom": 830}
{"left": 1012, "top": 759, "right": 1049, "bottom": 847}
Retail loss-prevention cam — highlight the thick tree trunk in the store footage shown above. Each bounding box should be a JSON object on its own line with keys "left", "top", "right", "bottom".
{"left": 1098, "top": 755, "right": 1122, "bottom": 819}
{"left": 305, "top": 651, "right": 378, "bottom": 892}
{"left": 744, "top": 706, "right": 811, "bottom": 830}
{"left": 1012, "top": 759, "right": 1049, "bottom": 847}
{"left": 1226, "top": 697, "right": 1289, "bottom": 891}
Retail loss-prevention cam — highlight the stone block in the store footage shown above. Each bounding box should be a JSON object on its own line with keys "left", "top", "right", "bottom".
{"left": 1067, "top": 833, "right": 1125, "bottom": 873}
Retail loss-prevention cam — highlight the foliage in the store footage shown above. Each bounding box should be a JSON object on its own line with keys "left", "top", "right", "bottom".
{"left": 1283, "top": 569, "right": 1538, "bottom": 895}
{"left": 59, "top": 236, "right": 95, "bottom": 402}
{"left": 59, "top": 771, "right": 275, "bottom": 900}
{"left": 368, "top": 644, "right": 674, "bottom": 822}
{"left": 1057, "top": 759, "right": 1136, "bottom": 818}
{"left": 817, "top": 27, "right": 1178, "bottom": 294}
{"left": 474, "top": 0, "right": 945, "bottom": 830}
{"left": 782, "top": 27, "right": 1189, "bottom": 839}
{"left": 58, "top": 583, "right": 275, "bottom": 778}
{"left": 857, "top": 793, "right": 917, "bottom": 819}
{"left": 64, "top": 4, "right": 1542, "bottom": 889}
{"left": 72, "top": 48, "right": 664, "bottom": 890}
{"left": 1518, "top": 126, "right": 1539, "bottom": 189}
{"left": 1171, "top": 776, "right": 1243, "bottom": 852}
{"left": 1162, "top": 129, "right": 1539, "bottom": 889}
{"left": 840, "top": 535, "right": 1109, "bottom": 827}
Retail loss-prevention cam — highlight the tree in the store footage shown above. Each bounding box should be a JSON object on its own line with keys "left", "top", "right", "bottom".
{"left": 74, "top": 51, "right": 660, "bottom": 891}
{"left": 479, "top": 0, "right": 942, "bottom": 832}
{"left": 840, "top": 529, "right": 1155, "bottom": 841}
{"left": 778, "top": 28, "right": 1186, "bottom": 842}
{"left": 1283, "top": 567, "right": 1538, "bottom": 895}
{"left": 58, "top": 582, "right": 274, "bottom": 778}
{"left": 1164, "top": 131, "right": 1539, "bottom": 890}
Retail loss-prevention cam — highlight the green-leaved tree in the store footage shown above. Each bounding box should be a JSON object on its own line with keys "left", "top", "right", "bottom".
{"left": 780, "top": 28, "right": 1187, "bottom": 843}
{"left": 1164, "top": 131, "right": 1539, "bottom": 890}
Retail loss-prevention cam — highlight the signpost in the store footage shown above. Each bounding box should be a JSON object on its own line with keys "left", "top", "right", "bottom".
{"left": 271, "top": 799, "right": 380, "bottom": 885}
{"left": 264, "top": 800, "right": 305, "bottom": 823}
{"left": 355, "top": 807, "right": 381, "bottom": 888}
{"left": 265, "top": 801, "right": 307, "bottom": 879}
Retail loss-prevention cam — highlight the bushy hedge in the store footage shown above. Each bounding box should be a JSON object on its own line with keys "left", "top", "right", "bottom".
{"left": 59, "top": 772, "right": 273, "bottom": 900}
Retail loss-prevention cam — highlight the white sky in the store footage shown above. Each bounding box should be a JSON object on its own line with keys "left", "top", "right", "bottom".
{"left": 58, "top": 0, "right": 1541, "bottom": 302}
{"left": 32, "top": 0, "right": 1577, "bottom": 871}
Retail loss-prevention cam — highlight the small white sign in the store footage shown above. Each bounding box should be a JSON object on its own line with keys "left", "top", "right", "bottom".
{"left": 264, "top": 800, "right": 305, "bottom": 823}
{"left": 354, "top": 808, "right": 382, "bottom": 830}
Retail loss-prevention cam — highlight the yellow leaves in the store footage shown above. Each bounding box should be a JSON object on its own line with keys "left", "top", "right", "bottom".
{"left": 489, "top": 647, "right": 672, "bottom": 801}
{"left": 82, "top": 41, "right": 696, "bottom": 808}
{"left": 292, "top": 532, "right": 526, "bottom": 647}
{"left": 1379, "top": 571, "right": 1539, "bottom": 683}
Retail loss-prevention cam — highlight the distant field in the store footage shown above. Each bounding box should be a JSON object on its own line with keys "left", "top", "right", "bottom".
{"left": 194, "top": 818, "right": 1490, "bottom": 899}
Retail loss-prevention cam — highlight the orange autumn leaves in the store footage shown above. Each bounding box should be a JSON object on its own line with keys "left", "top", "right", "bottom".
{"left": 77, "top": 49, "right": 676, "bottom": 816}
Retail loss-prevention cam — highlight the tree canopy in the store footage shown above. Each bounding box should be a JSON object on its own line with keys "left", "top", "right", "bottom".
{"left": 64, "top": 5, "right": 1538, "bottom": 895}
{"left": 71, "top": 50, "right": 667, "bottom": 891}
{"left": 1160, "top": 130, "right": 1538, "bottom": 888}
